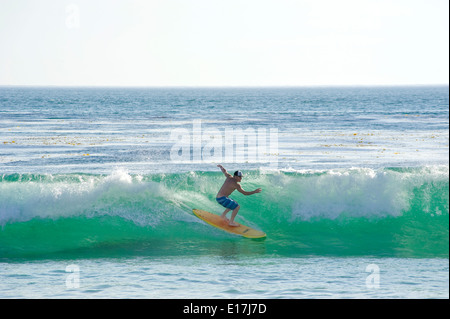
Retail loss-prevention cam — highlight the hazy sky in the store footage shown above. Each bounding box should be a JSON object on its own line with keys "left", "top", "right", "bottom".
{"left": 0, "top": 0, "right": 448, "bottom": 86}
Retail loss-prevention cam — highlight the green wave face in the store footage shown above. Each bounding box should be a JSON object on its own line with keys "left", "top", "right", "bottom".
{"left": 1, "top": 167, "right": 448, "bottom": 259}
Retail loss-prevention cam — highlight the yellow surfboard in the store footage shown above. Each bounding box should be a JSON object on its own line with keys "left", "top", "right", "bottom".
{"left": 193, "top": 209, "right": 266, "bottom": 239}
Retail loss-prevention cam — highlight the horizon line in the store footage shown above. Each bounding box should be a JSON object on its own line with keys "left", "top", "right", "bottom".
{"left": 0, "top": 83, "right": 448, "bottom": 89}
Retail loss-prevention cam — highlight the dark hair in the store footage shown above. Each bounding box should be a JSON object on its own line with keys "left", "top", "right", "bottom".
{"left": 234, "top": 171, "right": 243, "bottom": 177}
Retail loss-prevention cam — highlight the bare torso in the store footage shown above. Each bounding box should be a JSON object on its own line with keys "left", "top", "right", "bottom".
{"left": 216, "top": 177, "right": 238, "bottom": 198}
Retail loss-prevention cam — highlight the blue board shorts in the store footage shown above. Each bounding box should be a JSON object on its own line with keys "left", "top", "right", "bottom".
{"left": 216, "top": 196, "right": 239, "bottom": 210}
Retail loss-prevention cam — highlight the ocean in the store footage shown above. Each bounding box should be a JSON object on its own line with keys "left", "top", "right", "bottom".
{"left": 0, "top": 86, "right": 448, "bottom": 300}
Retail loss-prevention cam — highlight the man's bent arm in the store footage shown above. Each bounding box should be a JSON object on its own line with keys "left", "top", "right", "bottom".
{"left": 237, "top": 185, "right": 262, "bottom": 196}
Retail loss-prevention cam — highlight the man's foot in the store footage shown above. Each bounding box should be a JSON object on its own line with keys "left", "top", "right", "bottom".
{"left": 228, "top": 221, "right": 239, "bottom": 227}
{"left": 220, "top": 216, "right": 229, "bottom": 222}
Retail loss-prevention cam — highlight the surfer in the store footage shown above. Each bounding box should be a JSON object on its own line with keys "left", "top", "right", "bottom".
{"left": 216, "top": 164, "right": 262, "bottom": 226}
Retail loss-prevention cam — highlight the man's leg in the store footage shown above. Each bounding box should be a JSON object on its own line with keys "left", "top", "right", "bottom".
{"left": 221, "top": 208, "right": 231, "bottom": 220}
{"left": 228, "top": 205, "right": 240, "bottom": 226}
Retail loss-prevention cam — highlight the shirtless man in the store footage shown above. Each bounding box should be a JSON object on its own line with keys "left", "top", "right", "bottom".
{"left": 216, "top": 164, "right": 262, "bottom": 226}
